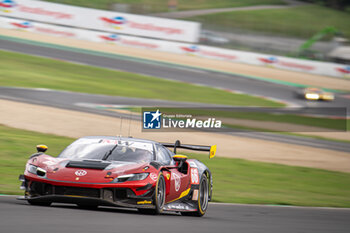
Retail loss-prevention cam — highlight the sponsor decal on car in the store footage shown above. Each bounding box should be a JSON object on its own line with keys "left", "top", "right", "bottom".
{"left": 165, "top": 203, "right": 191, "bottom": 210}
{"left": 150, "top": 173, "right": 158, "bottom": 181}
{"left": 75, "top": 170, "right": 87, "bottom": 176}
{"left": 137, "top": 200, "right": 152, "bottom": 205}
{"left": 99, "top": 139, "right": 154, "bottom": 151}
{"left": 192, "top": 189, "right": 199, "bottom": 201}
{"left": 191, "top": 168, "right": 199, "bottom": 185}
{"left": 172, "top": 172, "right": 181, "bottom": 192}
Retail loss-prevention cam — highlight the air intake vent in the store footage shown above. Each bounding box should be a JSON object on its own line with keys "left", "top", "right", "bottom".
{"left": 66, "top": 160, "right": 111, "bottom": 170}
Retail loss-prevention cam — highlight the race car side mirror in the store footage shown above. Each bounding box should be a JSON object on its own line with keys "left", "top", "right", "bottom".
{"left": 173, "top": 155, "right": 187, "bottom": 163}
{"left": 36, "top": 144, "right": 48, "bottom": 153}
{"left": 173, "top": 155, "right": 188, "bottom": 170}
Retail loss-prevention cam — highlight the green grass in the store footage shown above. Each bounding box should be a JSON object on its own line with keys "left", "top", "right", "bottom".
{"left": 187, "top": 5, "right": 350, "bottom": 39}
{"left": 224, "top": 112, "right": 347, "bottom": 131}
{"left": 0, "top": 125, "right": 73, "bottom": 194}
{"left": 43, "top": 0, "right": 285, "bottom": 12}
{"left": 224, "top": 124, "right": 350, "bottom": 144}
{"left": 0, "top": 50, "right": 283, "bottom": 107}
{"left": 1, "top": 125, "right": 350, "bottom": 207}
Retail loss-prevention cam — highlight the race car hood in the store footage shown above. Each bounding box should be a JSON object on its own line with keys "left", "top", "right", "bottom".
{"left": 26, "top": 154, "right": 149, "bottom": 183}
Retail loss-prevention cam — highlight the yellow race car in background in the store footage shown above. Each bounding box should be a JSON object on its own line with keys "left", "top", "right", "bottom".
{"left": 299, "top": 88, "right": 335, "bottom": 101}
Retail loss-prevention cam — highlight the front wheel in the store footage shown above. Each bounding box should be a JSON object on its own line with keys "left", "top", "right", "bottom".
{"left": 138, "top": 172, "right": 165, "bottom": 215}
{"left": 181, "top": 174, "right": 209, "bottom": 217}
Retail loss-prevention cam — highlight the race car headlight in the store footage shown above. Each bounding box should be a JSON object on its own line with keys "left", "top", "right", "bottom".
{"left": 114, "top": 173, "right": 149, "bottom": 183}
{"left": 305, "top": 93, "right": 319, "bottom": 100}
{"left": 27, "top": 164, "right": 37, "bottom": 174}
{"left": 27, "top": 164, "right": 46, "bottom": 177}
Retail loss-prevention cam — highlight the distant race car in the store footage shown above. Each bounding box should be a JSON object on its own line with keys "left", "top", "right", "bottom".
{"left": 18, "top": 136, "right": 216, "bottom": 216}
{"left": 297, "top": 87, "right": 335, "bottom": 101}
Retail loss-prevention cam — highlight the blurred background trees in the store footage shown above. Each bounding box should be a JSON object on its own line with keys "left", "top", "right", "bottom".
{"left": 302, "top": 0, "right": 350, "bottom": 11}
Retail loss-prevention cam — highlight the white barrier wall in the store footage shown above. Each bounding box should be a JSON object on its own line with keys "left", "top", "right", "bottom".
{"left": 1, "top": 16, "right": 349, "bottom": 79}
{"left": 0, "top": 0, "right": 200, "bottom": 43}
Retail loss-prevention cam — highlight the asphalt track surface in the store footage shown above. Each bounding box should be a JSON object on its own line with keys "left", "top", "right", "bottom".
{"left": 1, "top": 86, "right": 349, "bottom": 153}
{"left": 0, "top": 196, "right": 349, "bottom": 233}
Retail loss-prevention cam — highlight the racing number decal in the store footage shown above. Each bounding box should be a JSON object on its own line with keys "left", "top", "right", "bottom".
{"left": 191, "top": 168, "right": 199, "bottom": 184}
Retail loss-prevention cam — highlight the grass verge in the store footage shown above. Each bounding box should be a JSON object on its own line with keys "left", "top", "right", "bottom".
{"left": 43, "top": 0, "right": 285, "bottom": 12}
{"left": 187, "top": 5, "right": 350, "bottom": 39}
{"left": 225, "top": 124, "right": 350, "bottom": 144}
{"left": 1, "top": 125, "right": 349, "bottom": 207}
{"left": 0, "top": 50, "right": 283, "bottom": 107}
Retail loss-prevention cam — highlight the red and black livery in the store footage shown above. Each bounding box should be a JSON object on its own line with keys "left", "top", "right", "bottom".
{"left": 18, "top": 136, "right": 216, "bottom": 216}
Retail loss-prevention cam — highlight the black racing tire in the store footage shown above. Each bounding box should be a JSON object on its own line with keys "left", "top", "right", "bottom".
{"left": 138, "top": 172, "right": 165, "bottom": 215}
{"left": 181, "top": 174, "right": 209, "bottom": 217}
{"left": 27, "top": 199, "right": 51, "bottom": 206}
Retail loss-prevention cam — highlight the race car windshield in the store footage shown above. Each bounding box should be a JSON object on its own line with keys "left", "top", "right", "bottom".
{"left": 59, "top": 140, "right": 153, "bottom": 163}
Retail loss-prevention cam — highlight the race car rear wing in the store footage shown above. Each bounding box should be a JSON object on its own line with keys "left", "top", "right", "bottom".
{"left": 162, "top": 140, "right": 216, "bottom": 159}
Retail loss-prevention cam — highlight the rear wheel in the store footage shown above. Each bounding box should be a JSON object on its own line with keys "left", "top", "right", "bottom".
{"left": 181, "top": 174, "right": 209, "bottom": 217}
{"left": 27, "top": 199, "right": 51, "bottom": 206}
{"left": 138, "top": 172, "right": 165, "bottom": 215}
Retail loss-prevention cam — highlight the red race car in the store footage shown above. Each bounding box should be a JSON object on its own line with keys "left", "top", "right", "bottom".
{"left": 18, "top": 136, "right": 216, "bottom": 216}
